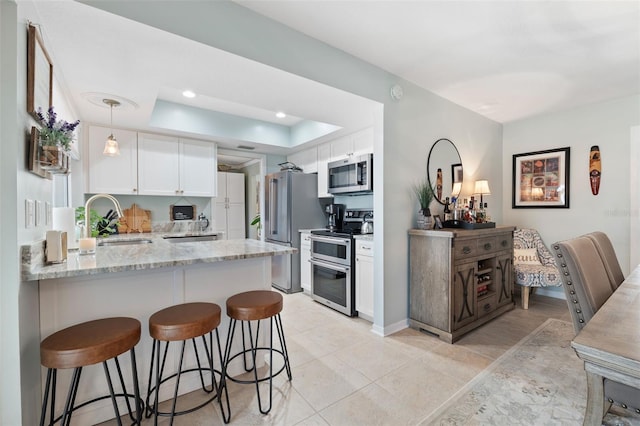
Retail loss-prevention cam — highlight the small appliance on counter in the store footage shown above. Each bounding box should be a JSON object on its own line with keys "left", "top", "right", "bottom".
{"left": 325, "top": 203, "right": 345, "bottom": 231}
{"left": 46, "top": 230, "right": 68, "bottom": 264}
{"left": 309, "top": 208, "right": 374, "bottom": 316}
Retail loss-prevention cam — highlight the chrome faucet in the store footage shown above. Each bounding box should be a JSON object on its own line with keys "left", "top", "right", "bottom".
{"left": 84, "top": 194, "right": 124, "bottom": 238}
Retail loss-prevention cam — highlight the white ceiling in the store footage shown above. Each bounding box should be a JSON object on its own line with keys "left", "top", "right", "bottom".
{"left": 31, "top": 0, "right": 639, "bottom": 156}
{"left": 237, "top": 0, "right": 640, "bottom": 123}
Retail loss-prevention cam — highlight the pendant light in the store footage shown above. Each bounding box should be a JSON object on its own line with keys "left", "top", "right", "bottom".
{"left": 102, "top": 99, "right": 121, "bottom": 156}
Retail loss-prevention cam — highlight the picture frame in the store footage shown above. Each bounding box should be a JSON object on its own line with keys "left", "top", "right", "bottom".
{"left": 28, "top": 127, "right": 49, "bottom": 178}
{"left": 27, "top": 24, "right": 53, "bottom": 119}
{"left": 433, "top": 214, "right": 443, "bottom": 229}
{"left": 512, "top": 147, "right": 570, "bottom": 208}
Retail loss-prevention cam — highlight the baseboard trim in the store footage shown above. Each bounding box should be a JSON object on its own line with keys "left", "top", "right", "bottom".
{"left": 372, "top": 318, "right": 408, "bottom": 337}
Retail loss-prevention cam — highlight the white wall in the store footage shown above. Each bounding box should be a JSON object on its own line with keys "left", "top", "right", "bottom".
{"left": 84, "top": 1, "right": 504, "bottom": 334}
{"left": 503, "top": 95, "right": 640, "bottom": 296}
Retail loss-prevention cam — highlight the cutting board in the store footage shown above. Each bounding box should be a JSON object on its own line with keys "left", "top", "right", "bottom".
{"left": 118, "top": 203, "right": 152, "bottom": 233}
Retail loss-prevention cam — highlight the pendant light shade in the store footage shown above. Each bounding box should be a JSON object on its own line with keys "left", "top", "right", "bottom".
{"left": 103, "top": 99, "right": 121, "bottom": 156}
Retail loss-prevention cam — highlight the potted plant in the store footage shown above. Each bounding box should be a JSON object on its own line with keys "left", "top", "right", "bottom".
{"left": 35, "top": 106, "right": 80, "bottom": 170}
{"left": 412, "top": 177, "right": 435, "bottom": 229}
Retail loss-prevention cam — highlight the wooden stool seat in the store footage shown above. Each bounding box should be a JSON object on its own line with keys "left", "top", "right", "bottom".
{"left": 226, "top": 290, "right": 283, "bottom": 321}
{"left": 149, "top": 302, "right": 221, "bottom": 342}
{"left": 40, "top": 317, "right": 140, "bottom": 370}
{"left": 39, "top": 317, "right": 142, "bottom": 425}
{"left": 145, "top": 302, "right": 229, "bottom": 422}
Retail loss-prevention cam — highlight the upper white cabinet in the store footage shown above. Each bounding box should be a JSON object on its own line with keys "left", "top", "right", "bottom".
{"left": 214, "top": 172, "right": 245, "bottom": 239}
{"left": 287, "top": 146, "right": 317, "bottom": 174}
{"left": 330, "top": 127, "right": 374, "bottom": 161}
{"left": 180, "top": 140, "right": 218, "bottom": 197}
{"left": 87, "top": 126, "right": 138, "bottom": 195}
{"left": 138, "top": 133, "right": 216, "bottom": 197}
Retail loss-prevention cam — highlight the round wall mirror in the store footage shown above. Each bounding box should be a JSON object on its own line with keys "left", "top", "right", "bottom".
{"left": 427, "top": 138, "right": 463, "bottom": 205}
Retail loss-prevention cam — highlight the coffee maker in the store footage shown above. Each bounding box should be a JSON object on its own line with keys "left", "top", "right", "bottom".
{"left": 325, "top": 203, "right": 345, "bottom": 231}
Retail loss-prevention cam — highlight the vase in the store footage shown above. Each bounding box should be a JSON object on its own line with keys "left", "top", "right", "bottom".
{"left": 38, "top": 144, "right": 69, "bottom": 173}
{"left": 416, "top": 211, "right": 432, "bottom": 230}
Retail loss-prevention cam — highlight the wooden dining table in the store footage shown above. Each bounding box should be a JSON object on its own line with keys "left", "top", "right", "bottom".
{"left": 571, "top": 265, "right": 640, "bottom": 425}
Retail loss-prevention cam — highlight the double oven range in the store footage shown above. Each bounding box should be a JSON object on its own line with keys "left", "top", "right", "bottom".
{"left": 309, "top": 209, "right": 373, "bottom": 316}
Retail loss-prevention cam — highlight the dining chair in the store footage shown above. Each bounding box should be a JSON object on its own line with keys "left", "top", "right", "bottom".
{"left": 582, "top": 231, "right": 624, "bottom": 290}
{"left": 552, "top": 236, "right": 640, "bottom": 420}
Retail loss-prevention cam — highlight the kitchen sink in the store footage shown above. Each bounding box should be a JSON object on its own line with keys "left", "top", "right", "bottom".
{"left": 162, "top": 235, "right": 219, "bottom": 243}
{"left": 97, "top": 238, "right": 153, "bottom": 246}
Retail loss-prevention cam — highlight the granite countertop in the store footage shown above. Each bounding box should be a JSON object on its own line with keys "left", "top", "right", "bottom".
{"left": 353, "top": 234, "right": 374, "bottom": 241}
{"left": 22, "top": 234, "right": 296, "bottom": 282}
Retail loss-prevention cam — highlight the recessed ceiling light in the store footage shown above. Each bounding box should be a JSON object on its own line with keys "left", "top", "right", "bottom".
{"left": 276, "top": 111, "right": 287, "bottom": 118}
{"left": 182, "top": 90, "right": 196, "bottom": 98}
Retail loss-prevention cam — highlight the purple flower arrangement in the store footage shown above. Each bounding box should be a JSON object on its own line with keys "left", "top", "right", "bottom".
{"left": 35, "top": 106, "right": 80, "bottom": 152}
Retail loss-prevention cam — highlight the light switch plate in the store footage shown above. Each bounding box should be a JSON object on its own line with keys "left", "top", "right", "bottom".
{"left": 35, "top": 200, "right": 43, "bottom": 227}
{"left": 45, "top": 202, "right": 52, "bottom": 225}
{"left": 25, "top": 199, "right": 34, "bottom": 228}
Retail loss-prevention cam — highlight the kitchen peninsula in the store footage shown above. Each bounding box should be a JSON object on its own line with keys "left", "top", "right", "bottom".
{"left": 22, "top": 236, "right": 295, "bottom": 424}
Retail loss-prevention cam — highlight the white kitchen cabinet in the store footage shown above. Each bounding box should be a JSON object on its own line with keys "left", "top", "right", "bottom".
{"left": 329, "top": 127, "right": 374, "bottom": 161}
{"left": 317, "top": 143, "right": 333, "bottom": 198}
{"left": 355, "top": 238, "right": 374, "bottom": 321}
{"left": 87, "top": 126, "right": 138, "bottom": 195}
{"left": 300, "top": 231, "right": 312, "bottom": 292}
{"left": 287, "top": 146, "right": 317, "bottom": 174}
{"left": 138, "top": 133, "right": 216, "bottom": 197}
{"left": 214, "top": 172, "right": 246, "bottom": 239}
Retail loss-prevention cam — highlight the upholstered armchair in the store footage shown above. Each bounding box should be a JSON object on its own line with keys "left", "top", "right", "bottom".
{"left": 513, "top": 228, "right": 561, "bottom": 309}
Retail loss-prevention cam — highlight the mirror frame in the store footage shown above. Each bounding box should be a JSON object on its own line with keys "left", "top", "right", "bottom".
{"left": 427, "top": 138, "right": 463, "bottom": 205}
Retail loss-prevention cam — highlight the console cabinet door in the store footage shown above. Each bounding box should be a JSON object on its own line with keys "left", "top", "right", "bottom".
{"left": 495, "top": 253, "right": 513, "bottom": 307}
{"left": 452, "top": 261, "right": 477, "bottom": 330}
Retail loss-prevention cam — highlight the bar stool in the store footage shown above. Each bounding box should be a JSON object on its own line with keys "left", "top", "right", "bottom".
{"left": 145, "top": 302, "right": 229, "bottom": 424}
{"left": 222, "top": 290, "right": 291, "bottom": 420}
{"left": 39, "top": 317, "right": 142, "bottom": 426}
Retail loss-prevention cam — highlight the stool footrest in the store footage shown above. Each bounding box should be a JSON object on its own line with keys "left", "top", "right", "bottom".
{"left": 225, "top": 348, "right": 288, "bottom": 384}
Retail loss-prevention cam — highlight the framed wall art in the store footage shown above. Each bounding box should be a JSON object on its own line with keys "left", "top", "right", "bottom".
{"left": 27, "top": 24, "right": 53, "bottom": 119}
{"left": 512, "top": 147, "right": 570, "bottom": 208}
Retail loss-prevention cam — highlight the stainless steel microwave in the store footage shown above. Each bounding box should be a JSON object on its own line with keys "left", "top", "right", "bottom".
{"left": 328, "top": 153, "right": 373, "bottom": 195}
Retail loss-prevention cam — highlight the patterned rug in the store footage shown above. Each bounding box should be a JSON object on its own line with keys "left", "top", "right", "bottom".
{"left": 424, "top": 318, "right": 640, "bottom": 425}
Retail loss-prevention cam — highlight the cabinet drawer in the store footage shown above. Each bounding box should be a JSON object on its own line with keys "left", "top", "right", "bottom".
{"left": 454, "top": 240, "right": 477, "bottom": 259}
{"left": 495, "top": 234, "right": 512, "bottom": 252}
{"left": 477, "top": 237, "right": 498, "bottom": 255}
{"left": 356, "top": 240, "right": 374, "bottom": 256}
{"left": 477, "top": 293, "right": 498, "bottom": 318}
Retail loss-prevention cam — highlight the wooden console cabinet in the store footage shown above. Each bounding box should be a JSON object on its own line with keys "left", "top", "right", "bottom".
{"left": 409, "top": 226, "right": 515, "bottom": 343}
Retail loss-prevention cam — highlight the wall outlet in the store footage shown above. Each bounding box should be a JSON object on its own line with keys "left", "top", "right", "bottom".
{"left": 25, "top": 199, "right": 34, "bottom": 228}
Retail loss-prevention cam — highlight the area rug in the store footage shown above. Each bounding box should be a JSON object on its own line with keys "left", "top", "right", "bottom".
{"left": 423, "top": 318, "right": 640, "bottom": 425}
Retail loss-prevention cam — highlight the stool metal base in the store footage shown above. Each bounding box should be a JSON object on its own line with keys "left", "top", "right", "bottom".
{"left": 221, "top": 313, "right": 291, "bottom": 422}
{"left": 40, "top": 347, "right": 142, "bottom": 426}
{"left": 145, "top": 329, "right": 229, "bottom": 425}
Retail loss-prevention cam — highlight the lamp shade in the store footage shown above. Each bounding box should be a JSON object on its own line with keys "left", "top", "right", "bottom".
{"left": 474, "top": 180, "right": 491, "bottom": 195}
{"left": 103, "top": 134, "right": 120, "bottom": 156}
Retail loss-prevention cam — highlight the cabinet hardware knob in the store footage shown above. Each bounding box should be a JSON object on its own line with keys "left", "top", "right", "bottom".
{"left": 463, "top": 247, "right": 472, "bottom": 254}
{"left": 484, "top": 243, "right": 492, "bottom": 250}
{"left": 133, "top": 188, "right": 137, "bottom": 192}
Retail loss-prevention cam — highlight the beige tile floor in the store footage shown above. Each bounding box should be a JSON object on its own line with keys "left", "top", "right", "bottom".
{"left": 104, "top": 290, "right": 571, "bottom": 425}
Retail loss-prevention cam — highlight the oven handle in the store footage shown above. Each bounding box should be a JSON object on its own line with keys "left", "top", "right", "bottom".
{"left": 309, "top": 235, "right": 351, "bottom": 245}
{"left": 309, "top": 258, "right": 350, "bottom": 273}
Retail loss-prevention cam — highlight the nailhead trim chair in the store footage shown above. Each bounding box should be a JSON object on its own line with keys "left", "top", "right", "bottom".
{"left": 553, "top": 235, "right": 640, "bottom": 419}
{"left": 513, "top": 228, "right": 561, "bottom": 309}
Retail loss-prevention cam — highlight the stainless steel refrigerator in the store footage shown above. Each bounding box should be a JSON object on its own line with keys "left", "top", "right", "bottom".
{"left": 265, "top": 171, "right": 325, "bottom": 293}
